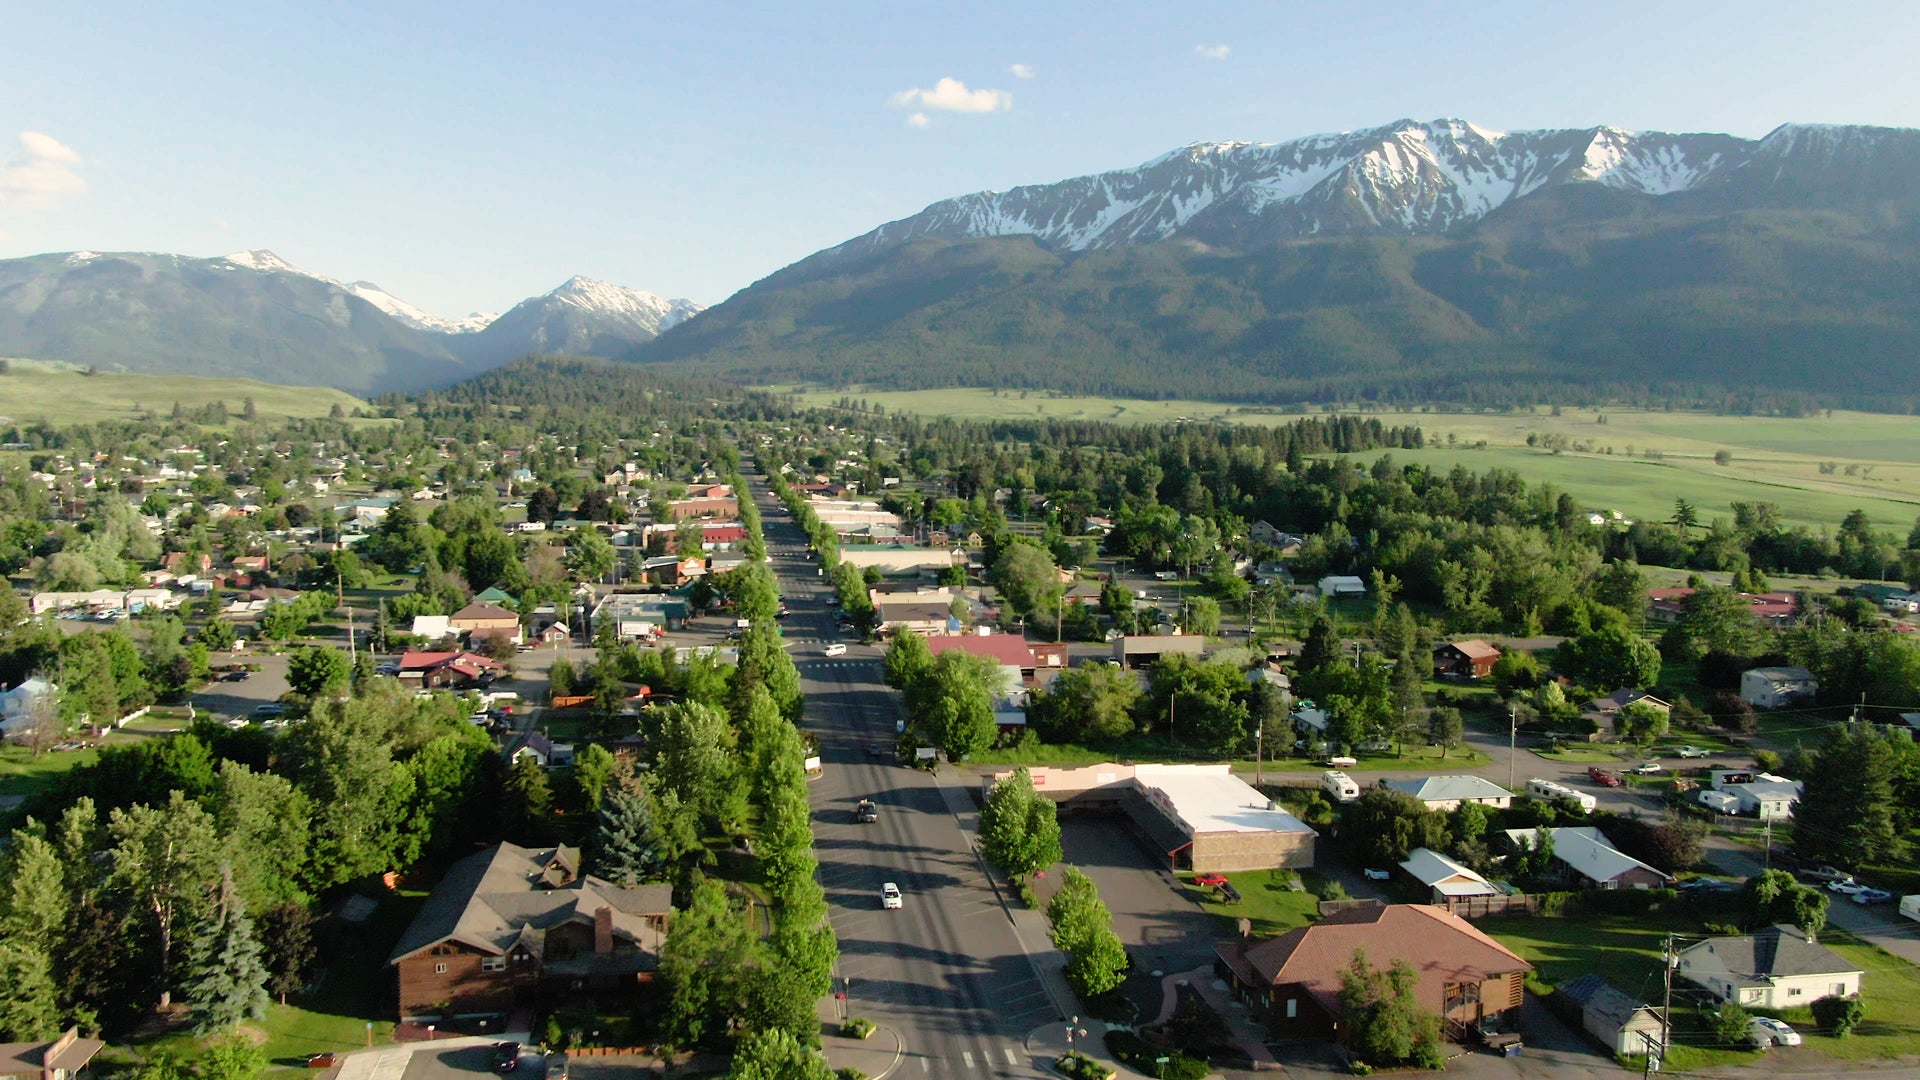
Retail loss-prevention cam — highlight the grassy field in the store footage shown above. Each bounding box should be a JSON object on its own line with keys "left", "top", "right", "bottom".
{"left": 0, "top": 357, "right": 370, "bottom": 426}
{"left": 783, "top": 387, "right": 1920, "bottom": 531}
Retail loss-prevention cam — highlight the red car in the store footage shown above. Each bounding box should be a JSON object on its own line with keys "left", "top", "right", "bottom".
{"left": 1587, "top": 767, "right": 1622, "bottom": 787}
{"left": 1193, "top": 873, "right": 1230, "bottom": 888}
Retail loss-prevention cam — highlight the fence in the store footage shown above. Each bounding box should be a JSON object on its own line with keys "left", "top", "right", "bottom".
{"left": 1440, "top": 894, "right": 1542, "bottom": 919}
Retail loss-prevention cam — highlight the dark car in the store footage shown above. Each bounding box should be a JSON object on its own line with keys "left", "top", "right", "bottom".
{"left": 855, "top": 800, "right": 878, "bottom": 823}
{"left": 542, "top": 1052, "right": 568, "bottom": 1080}
{"left": 491, "top": 1043, "right": 521, "bottom": 1073}
{"left": 865, "top": 742, "right": 890, "bottom": 759}
{"left": 223, "top": 670, "right": 251, "bottom": 682}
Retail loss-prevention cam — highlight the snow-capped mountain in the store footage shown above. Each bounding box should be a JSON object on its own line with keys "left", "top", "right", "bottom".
{"left": 460, "top": 276, "right": 703, "bottom": 366}
{"left": 221, "top": 249, "right": 497, "bottom": 334}
{"left": 822, "top": 119, "right": 1917, "bottom": 258}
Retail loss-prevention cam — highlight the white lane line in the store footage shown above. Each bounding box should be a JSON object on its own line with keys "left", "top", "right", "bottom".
{"left": 1005, "top": 1047, "right": 1019, "bottom": 1065}
{"left": 918, "top": 1058, "right": 929, "bottom": 1072}
{"left": 961, "top": 1050, "right": 974, "bottom": 1068}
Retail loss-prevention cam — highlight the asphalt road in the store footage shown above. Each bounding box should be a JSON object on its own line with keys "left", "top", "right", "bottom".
{"left": 752, "top": 475, "right": 1060, "bottom": 1077}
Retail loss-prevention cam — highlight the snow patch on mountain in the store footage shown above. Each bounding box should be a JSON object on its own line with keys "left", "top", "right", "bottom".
{"left": 546, "top": 276, "right": 703, "bottom": 332}
{"left": 220, "top": 249, "right": 497, "bottom": 333}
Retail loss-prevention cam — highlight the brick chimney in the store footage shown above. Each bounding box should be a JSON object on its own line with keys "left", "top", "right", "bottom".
{"left": 593, "top": 907, "right": 614, "bottom": 954}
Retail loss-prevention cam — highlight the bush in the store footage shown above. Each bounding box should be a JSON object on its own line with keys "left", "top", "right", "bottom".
{"left": 835, "top": 1070, "right": 868, "bottom": 1080}
{"left": 1319, "top": 879, "right": 1350, "bottom": 902}
{"left": 1810, "top": 994, "right": 1865, "bottom": 1037}
{"left": 1016, "top": 877, "right": 1039, "bottom": 909}
{"left": 1712, "top": 1001, "right": 1753, "bottom": 1046}
{"left": 1055, "top": 1049, "right": 1111, "bottom": 1080}
{"left": 841, "top": 1017, "right": 876, "bottom": 1040}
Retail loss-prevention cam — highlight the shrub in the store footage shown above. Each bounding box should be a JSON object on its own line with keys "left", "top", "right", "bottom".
{"left": 835, "top": 1070, "right": 868, "bottom": 1080}
{"left": 841, "top": 1017, "right": 876, "bottom": 1040}
{"left": 1319, "top": 879, "right": 1349, "bottom": 902}
{"left": 1055, "top": 1050, "right": 1111, "bottom": 1080}
{"left": 1712, "top": 1001, "right": 1753, "bottom": 1045}
{"left": 1810, "top": 994, "right": 1865, "bottom": 1037}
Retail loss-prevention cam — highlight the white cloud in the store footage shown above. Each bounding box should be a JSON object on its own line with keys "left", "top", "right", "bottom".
{"left": 0, "top": 131, "right": 87, "bottom": 208}
{"left": 1008, "top": 63, "right": 1034, "bottom": 79}
{"left": 1194, "top": 44, "right": 1231, "bottom": 60}
{"left": 889, "top": 77, "right": 1012, "bottom": 114}
{"left": 906, "top": 113, "right": 931, "bottom": 129}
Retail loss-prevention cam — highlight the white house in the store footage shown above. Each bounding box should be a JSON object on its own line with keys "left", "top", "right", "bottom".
{"left": 409, "top": 615, "right": 454, "bottom": 641}
{"left": 1676, "top": 925, "right": 1862, "bottom": 1010}
{"left": 0, "top": 677, "right": 60, "bottom": 737}
{"left": 1380, "top": 775, "right": 1515, "bottom": 812}
{"left": 1399, "top": 847, "right": 1499, "bottom": 904}
{"left": 1732, "top": 780, "right": 1802, "bottom": 820}
{"left": 1740, "top": 666, "right": 1819, "bottom": 709}
{"left": 1500, "top": 826, "right": 1671, "bottom": 889}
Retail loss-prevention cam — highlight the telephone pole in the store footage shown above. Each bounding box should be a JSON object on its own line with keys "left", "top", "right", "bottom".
{"left": 1657, "top": 933, "right": 1676, "bottom": 1075}
{"left": 1508, "top": 705, "right": 1518, "bottom": 793}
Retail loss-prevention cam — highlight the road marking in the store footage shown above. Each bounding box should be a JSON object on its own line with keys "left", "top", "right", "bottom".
{"left": 1005, "top": 1048, "right": 1020, "bottom": 1065}
{"left": 961, "top": 1050, "right": 974, "bottom": 1068}
{"left": 918, "top": 1058, "right": 929, "bottom": 1072}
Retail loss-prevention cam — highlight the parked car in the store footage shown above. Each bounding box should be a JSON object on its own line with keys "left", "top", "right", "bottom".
{"left": 1675, "top": 746, "right": 1710, "bottom": 758}
{"left": 222, "top": 670, "right": 251, "bottom": 682}
{"left": 1750, "top": 1017, "right": 1801, "bottom": 1047}
{"left": 1193, "top": 873, "right": 1230, "bottom": 888}
{"left": 1803, "top": 865, "right": 1857, "bottom": 886}
{"left": 865, "top": 741, "right": 889, "bottom": 759}
{"left": 491, "top": 1042, "right": 521, "bottom": 1073}
{"left": 1853, "top": 887, "right": 1894, "bottom": 905}
{"left": 1629, "top": 761, "right": 1663, "bottom": 775}
{"left": 854, "top": 800, "right": 877, "bottom": 823}
{"left": 823, "top": 643, "right": 848, "bottom": 657}
{"left": 1587, "top": 767, "right": 1623, "bottom": 787}
{"left": 253, "top": 703, "right": 285, "bottom": 716}
{"left": 374, "top": 663, "right": 400, "bottom": 676}
{"left": 1363, "top": 868, "right": 1392, "bottom": 881}
{"left": 881, "top": 882, "right": 903, "bottom": 910}
{"left": 1829, "top": 879, "right": 1870, "bottom": 896}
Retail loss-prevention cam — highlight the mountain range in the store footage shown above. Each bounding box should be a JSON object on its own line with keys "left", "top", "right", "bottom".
{"left": 0, "top": 249, "right": 701, "bottom": 394}
{"left": 639, "top": 118, "right": 1920, "bottom": 407}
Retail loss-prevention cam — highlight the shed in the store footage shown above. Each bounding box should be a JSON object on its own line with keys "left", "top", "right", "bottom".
{"left": 1552, "top": 974, "right": 1666, "bottom": 1057}
{"left": 1398, "top": 847, "right": 1499, "bottom": 904}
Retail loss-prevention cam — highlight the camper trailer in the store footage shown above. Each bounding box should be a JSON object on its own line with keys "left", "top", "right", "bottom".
{"left": 1321, "top": 770, "right": 1361, "bottom": 803}
{"left": 1525, "top": 777, "right": 1597, "bottom": 813}
{"left": 1900, "top": 895, "right": 1920, "bottom": 924}
{"left": 1697, "top": 790, "right": 1741, "bottom": 815}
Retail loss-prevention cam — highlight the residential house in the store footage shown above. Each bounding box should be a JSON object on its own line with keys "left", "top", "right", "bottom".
{"left": 1380, "top": 775, "right": 1515, "bottom": 812}
{"left": 409, "top": 615, "right": 455, "bottom": 643}
{"left": 388, "top": 842, "right": 673, "bottom": 1021}
{"left": 473, "top": 586, "right": 517, "bottom": 605}
{"left": 1433, "top": 640, "right": 1501, "bottom": 679}
{"left": 398, "top": 650, "right": 502, "bottom": 689}
{"left": 1499, "top": 826, "right": 1671, "bottom": 889}
{"left": 876, "top": 599, "right": 960, "bottom": 638}
{"left": 1249, "top": 521, "right": 1304, "bottom": 553}
{"left": 1675, "top": 925, "right": 1863, "bottom": 1010}
{"left": 0, "top": 1028, "right": 105, "bottom": 1080}
{"left": 536, "top": 622, "right": 573, "bottom": 646}
{"left": 505, "top": 731, "right": 574, "bottom": 769}
{"left": 1398, "top": 847, "right": 1499, "bottom": 904}
{"left": 1551, "top": 974, "right": 1666, "bottom": 1058}
{"left": 451, "top": 601, "right": 522, "bottom": 643}
{"left": 1214, "top": 903, "right": 1531, "bottom": 1041}
{"left": 1582, "top": 689, "right": 1670, "bottom": 738}
{"left": 1708, "top": 770, "right": 1803, "bottom": 819}
{"left": 1646, "top": 587, "right": 1798, "bottom": 626}
{"left": 0, "top": 677, "right": 59, "bottom": 738}
{"left": 1740, "top": 666, "right": 1819, "bottom": 709}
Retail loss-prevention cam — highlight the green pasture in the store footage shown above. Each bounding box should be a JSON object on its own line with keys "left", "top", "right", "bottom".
{"left": 0, "top": 357, "right": 370, "bottom": 426}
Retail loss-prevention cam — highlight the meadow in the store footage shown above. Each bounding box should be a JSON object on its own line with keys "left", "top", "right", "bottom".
{"left": 784, "top": 387, "right": 1920, "bottom": 532}
{"left": 0, "top": 358, "right": 370, "bottom": 426}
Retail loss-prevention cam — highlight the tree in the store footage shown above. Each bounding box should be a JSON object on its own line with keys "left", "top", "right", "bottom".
{"left": 1556, "top": 623, "right": 1662, "bottom": 691}
{"left": 1742, "top": 870, "right": 1829, "bottom": 938}
{"left": 1299, "top": 616, "right": 1338, "bottom": 675}
{"left": 568, "top": 743, "right": 618, "bottom": 812}
{"left": 651, "top": 701, "right": 740, "bottom": 825}
{"left": 1427, "top": 707, "right": 1464, "bottom": 757}
{"left": 1490, "top": 649, "right": 1545, "bottom": 695}
{"left": 1182, "top": 595, "right": 1221, "bottom": 636}
{"left": 882, "top": 630, "right": 934, "bottom": 691}
{"left": 180, "top": 865, "right": 270, "bottom": 1034}
{"left": 590, "top": 774, "right": 668, "bottom": 886}
{"left": 992, "top": 540, "right": 1061, "bottom": 620}
{"left": 548, "top": 654, "right": 575, "bottom": 698}
{"left": 1616, "top": 700, "right": 1670, "bottom": 746}
{"left": 660, "top": 880, "right": 754, "bottom": 1048}
{"left": 287, "top": 646, "right": 350, "bottom": 698}
{"left": 501, "top": 755, "right": 553, "bottom": 842}
{"left": 1046, "top": 866, "right": 1127, "bottom": 998}
{"left": 0, "top": 936, "right": 60, "bottom": 1040}
{"left": 256, "top": 901, "right": 316, "bottom": 1005}
{"left": 1343, "top": 788, "right": 1447, "bottom": 866}
{"left": 978, "top": 768, "right": 1062, "bottom": 878}
{"left": 725, "top": 1027, "right": 835, "bottom": 1080}
{"left": 205, "top": 761, "right": 312, "bottom": 911}
{"left": 566, "top": 527, "right": 616, "bottom": 583}
{"left": 1594, "top": 559, "right": 1648, "bottom": 613}
{"left": 200, "top": 1036, "right": 268, "bottom": 1080}
{"left": 1713, "top": 1001, "right": 1753, "bottom": 1046}
{"left": 919, "top": 650, "right": 999, "bottom": 760}
{"left": 1663, "top": 586, "right": 1767, "bottom": 662}
{"left": 1811, "top": 994, "right": 1866, "bottom": 1037}
{"left": 198, "top": 616, "right": 238, "bottom": 652}
{"left": 1030, "top": 661, "right": 1141, "bottom": 744}
{"left": 108, "top": 792, "right": 222, "bottom": 1008}
{"left": 1338, "top": 950, "right": 1443, "bottom": 1068}
{"left": 1793, "top": 727, "right": 1903, "bottom": 868}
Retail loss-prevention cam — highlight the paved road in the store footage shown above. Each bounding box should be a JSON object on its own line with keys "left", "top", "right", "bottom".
{"left": 750, "top": 471, "right": 1061, "bottom": 1077}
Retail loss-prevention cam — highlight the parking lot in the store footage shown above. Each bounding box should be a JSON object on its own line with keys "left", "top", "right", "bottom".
{"left": 1040, "top": 817, "right": 1222, "bottom": 977}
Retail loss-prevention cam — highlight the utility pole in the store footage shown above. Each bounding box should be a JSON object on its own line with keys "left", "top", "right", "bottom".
{"left": 1255, "top": 713, "right": 1265, "bottom": 791}
{"left": 1508, "top": 705, "right": 1518, "bottom": 794}
{"left": 1763, "top": 816, "right": 1773, "bottom": 872}
{"left": 1658, "top": 933, "right": 1676, "bottom": 1075}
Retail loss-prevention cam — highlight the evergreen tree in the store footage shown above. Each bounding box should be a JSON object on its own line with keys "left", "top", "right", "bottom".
{"left": 0, "top": 938, "right": 60, "bottom": 1040}
{"left": 1794, "top": 728, "right": 1903, "bottom": 868}
{"left": 501, "top": 755, "right": 553, "bottom": 842}
{"left": 589, "top": 775, "right": 666, "bottom": 886}
{"left": 180, "top": 865, "right": 270, "bottom": 1034}
{"left": 1299, "top": 616, "right": 1338, "bottom": 675}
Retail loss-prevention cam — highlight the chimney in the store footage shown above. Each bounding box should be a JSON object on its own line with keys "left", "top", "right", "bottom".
{"left": 593, "top": 907, "right": 614, "bottom": 954}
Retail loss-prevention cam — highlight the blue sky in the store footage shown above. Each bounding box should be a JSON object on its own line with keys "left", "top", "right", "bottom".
{"left": 5, "top": 0, "right": 1917, "bottom": 318}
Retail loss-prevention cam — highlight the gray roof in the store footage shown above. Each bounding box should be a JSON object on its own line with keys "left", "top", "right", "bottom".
{"left": 1556, "top": 973, "right": 1662, "bottom": 1031}
{"left": 1677, "top": 925, "right": 1863, "bottom": 988}
{"left": 389, "top": 842, "right": 670, "bottom": 965}
{"left": 1383, "top": 775, "right": 1515, "bottom": 804}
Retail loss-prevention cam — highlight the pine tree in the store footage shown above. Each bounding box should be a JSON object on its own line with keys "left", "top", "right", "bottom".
{"left": 501, "top": 755, "right": 553, "bottom": 842}
{"left": 588, "top": 777, "right": 666, "bottom": 886}
{"left": 180, "top": 865, "right": 270, "bottom": 1034}
{"left": 0, "top": 938, "right": 61, "bottom": 1040}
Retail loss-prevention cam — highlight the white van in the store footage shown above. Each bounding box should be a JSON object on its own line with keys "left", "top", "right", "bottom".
{"left": 823, "top": 643, "right": 848, "bottom": 657}
{"left": 1900, "top": 895, "right": 1920, "bottom": 923}
{"left": 1321, "top": 770, "right": 1361, "bottom": 803}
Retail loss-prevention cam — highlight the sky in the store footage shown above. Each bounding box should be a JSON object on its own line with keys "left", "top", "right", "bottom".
{"left": 5, "top": 0, "right": 1919, "bottom": 319}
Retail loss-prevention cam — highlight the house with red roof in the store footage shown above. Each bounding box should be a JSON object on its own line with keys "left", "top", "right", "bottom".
{"left": 924, "top": 633, "right": 1069, "bottom": 685}
{"left": 399, "top": 650, "right": 503, "bottom": 689}
{"left": 1646, "top": 587, "right": 1798, "bottom": 626}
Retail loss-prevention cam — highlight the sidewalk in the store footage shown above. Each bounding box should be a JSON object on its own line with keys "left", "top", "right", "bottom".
{"left": 814, "top": 996, "right": 904, "bottom": 1079}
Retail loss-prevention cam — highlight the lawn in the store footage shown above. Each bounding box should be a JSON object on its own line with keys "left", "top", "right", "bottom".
{"left": 0, "top": 357, "right": 371, "bottom": 426}
{"left": 1181, "top": 868, "right": 1327, "bottom": 936}
{"left": 963, "top": 738, "right": 1487, "bottom": 772}
{"left": 0, "top": 743, "right": 99, "bottom": 804}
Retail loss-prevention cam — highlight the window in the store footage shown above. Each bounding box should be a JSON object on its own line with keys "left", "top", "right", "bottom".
{"left": 1286, "top": 999, "right": 1298, "bottom": 1019}
{"left": 1788, "top": 988, "right": 1803, "bottom": 998}
{"left": 1833, "top": 983, "right": 1849, "bottom": 996}
{"left": 481, "top": 957, "right": 506, "bottom": 972}
{"left": 434, "top": 963, "right": 447, "bottom": 974}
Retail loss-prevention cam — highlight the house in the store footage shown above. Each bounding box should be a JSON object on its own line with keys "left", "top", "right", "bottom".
{"left": 1708, "top": 772, "right": 1802, "bottom": 819}
{"left": 450, "top": 601, "right": 522, "bottom": 640}
{"left": 473, "top": 585, "right": 517, "bottom": 606}
{"left": 0, "top": 677, "right": 59, "bottom": 738}
{"left": 536, "top": 622, "right": 573, "bottom": 645}
{"left": 1214, "top": 903, "right": 1530, "bottom": 1041}
{"left": 1499, "top": 826, "right": 1671, "bottom": 889}
{"left": 505, "top": 731, "right": 574, "bottom": 769}
{"left": 839, "top": 543, "right": 964, "bottom": 576}
{"left": 876, "top": 599, "right": 961, "bottom": 637}
{"left": 1112, "top": 634, "right": 1207, "bottom": 669}
{"left": 398, "top": 650, "right": 502, "bottom": 689}
{"left": 1551, "top": 974, "right": 1666, "bottom": 1058}
{"left": 1249, "top": 521, "right": 1305, "bottom": 554}
{"left": 388, "top": 842, "right": 673, "bottom": 1021}
{"left": 0, "top": 1028, "right": 105, "bottom": 1080}
{"left": 1582, "top": 689, "right": 1670, "bottom": 736}
{"left": 1398, "top": 847, "right": 1499, "bottom": 904}
{"left": 1433, "top": 640, "right": 1501, "bottom": 679}
{"left": 925, "top": 633, "right": 1067, "bottom": 685}
{"left": 1740, "top": 666, "right": 1819, "bottom": 709}
{"left": 1317, "top": 575, "right": 1367, "bottom": 598}
{"left": 1675, "top": 924, "right": 1863, "bottom": 1010}
{"left": 1380, "top": 775, "right": 1515, "bottom": 812}
{"left": 409, "top": 615, "right": 454, "bottom": 642}
{"left": 1646, "top": 587, "right": 1797, "bottom": 626}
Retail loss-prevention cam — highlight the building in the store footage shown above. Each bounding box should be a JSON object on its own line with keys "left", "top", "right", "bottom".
{"left": 409, "top": 615, "right": 454, "bottom": 642}
{"left": 450, "top": 601, "right": 522, "bottom": 640}
{"left": 592, "top": 593, "right": 688, "bottom": 640}
{"left": 924, "top": 633, "right": 1068, "bottom": 685}
{"left": 388, "top": 842, "right": 673, "bottom": 1022}
{"left": 1214, "top": 903, "right": 1531, "bottom": 1041}
{"left": 1740, "top": 666, "right": 1819, "bottom": 709}
{"left": 1379, "top": 775, "right": 1515, "bottom": 812}
{"left": 0, "top": 677, "right": 59, "bottom": 738}
{"left": 875, "top": 599, "right": 960, "bottom": 637}
{"left": 1498, "top": 826, "right": 1670, "bottom": 889}
{"left": 1646, "top": 587, "right": 1797, "bottom": 626}
{"left": 1582, "top": 689, "right": 1670, "bottom": 736}
{"left": 662, "top": 495, "right": 739, "bottom": 520}
{"left": 839, "top": 544, "right": 964, "bottom": 576}
{"left": 1398, "top": 847, "right": 1499, "bottom": 904}
{"left": 1112, "top": 633, "right": 1208, "bottom": 669}
{"left": 1675, "top": 925, "right": 1863, "bottom": 1010}
{"left": 398, "top": 650, "right": 502, "bottom": 689}
{"left": 0, "top": 1028, "right": 104, "bottom": 1080}
{"left": 1551, "top": 974, "right": 1666, "bottom": 1058}
{"left": 1433, "top": 640, "right": 1501, "bottom": 679}
{"left": 984, "top": 763, "right": 1317, "bottom": 872}
{"left": 1317, "top": 575, "right": 1367, "bottom": 598}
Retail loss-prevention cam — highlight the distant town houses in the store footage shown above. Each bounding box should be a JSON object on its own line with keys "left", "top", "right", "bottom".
{"left": 1646, "top": 586, "right": 1798, "bottom": 625}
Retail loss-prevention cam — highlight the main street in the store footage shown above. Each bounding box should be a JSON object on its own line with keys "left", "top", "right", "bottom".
{"left": 749, "top": 474, "right": 1064, "bottom": 1078}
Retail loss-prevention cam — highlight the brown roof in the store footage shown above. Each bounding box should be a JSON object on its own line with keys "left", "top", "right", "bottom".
{"left": 0, "top": 1030, "right": 104, "bottom": 1078}
{"left": 1439, "top": 640, "right": 1501, "bottom": 661}
{"left": 926, "top": 634, "right": 1037, "bottom": 668}
{"left": 453, "top": 601, "right": 520, "bottom": 622}
{"left": 1217, "top": 904, "right": 1530, "bottom": 1016}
